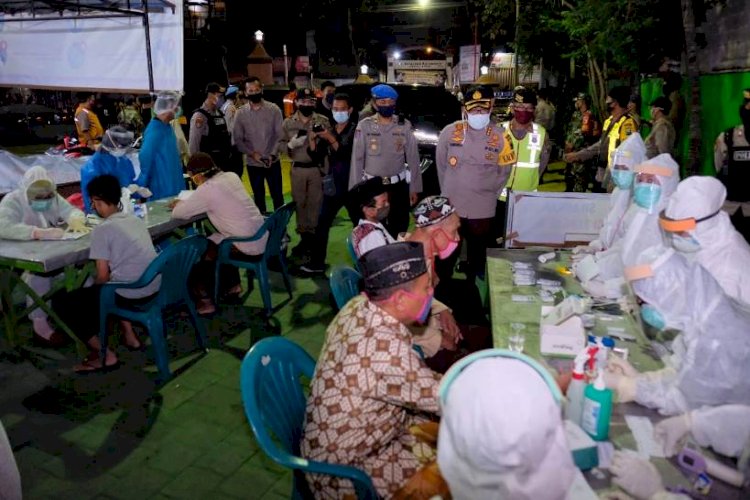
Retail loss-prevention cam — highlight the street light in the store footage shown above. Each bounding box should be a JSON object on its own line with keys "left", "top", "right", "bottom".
{"left": 426, "top": 46, "right": 432, "bottom": 54}
{"left": 393, "top": 51, "right": 401, "bottom": 60}
{"left": 255, "top": 30, "right": 264, "bottom": 43}
{"left": 360, "top": 64, "right": 369, "bottom": 75}
{"left": 418, "top": 0, "right": 429, "bottom": 8}
{"left": 480, "top": 65, "right": 489, "bottom": 75}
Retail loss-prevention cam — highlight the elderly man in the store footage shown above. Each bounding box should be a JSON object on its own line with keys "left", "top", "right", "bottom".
{"left": 301, "top": 242, "right": 441, "bottom": 499}
{"left": 136, "top": 91, "right": 185, "bottom": 200}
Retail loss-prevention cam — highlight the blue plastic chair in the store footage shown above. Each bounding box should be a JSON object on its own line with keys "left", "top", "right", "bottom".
{"left": 214, "top": 202, "right": 295, "bottom": 317}
{"left": 346, "top": 234, "right": 360, "bottom": 271}
{"left": 98, "top": 235, "right": 209, "bottom": 381}
{"left": 241, "top": 337, "right": 378, "bottom": 500}
{"left": 329, "top": 265, "right": 362, "bottom": 310}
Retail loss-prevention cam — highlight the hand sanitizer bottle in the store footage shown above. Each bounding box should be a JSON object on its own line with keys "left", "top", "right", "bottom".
{"left": 564, "top": 351, "right": 588, "bottom": 426}
{"left": 582, "top": 371, "right": 613, "bottom": 441}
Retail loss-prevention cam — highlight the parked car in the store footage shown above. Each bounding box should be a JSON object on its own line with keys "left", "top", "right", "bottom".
{"left": 336, "top": 83, "right": 462, "bottom": 196}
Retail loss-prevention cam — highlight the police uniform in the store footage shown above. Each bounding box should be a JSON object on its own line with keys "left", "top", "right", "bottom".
{"left": 436, "top": 86, "right": 513, "bottom": 278}
{"left": 281, "top": 88, "right": 332, "bottom": 246}
{"left": 349, "top": 84, "right": 422, "bottom": 238}
{"left": 715, "top": 89, "right": 750, "bottom": 242}
{"left": 189, "top": 99, "right": 232, "bottom": 172}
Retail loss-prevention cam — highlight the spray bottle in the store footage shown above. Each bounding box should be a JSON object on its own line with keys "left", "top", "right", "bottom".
{"left": 582, "top": 371, "right": 613, "bottom": 441}
{"left": 564, "top": 350, "right": 588, "bottom": 426}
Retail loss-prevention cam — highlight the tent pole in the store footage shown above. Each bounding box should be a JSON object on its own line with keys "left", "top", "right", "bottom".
{"left": 143, "top": 10, "right": 155, "bottom": 93}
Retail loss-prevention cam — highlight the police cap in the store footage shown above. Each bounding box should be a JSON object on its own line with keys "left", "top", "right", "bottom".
{"left": 205, "top": 82, "right": 226, "bottom": 94}
{"left": 464, "top": 86, "right": 493, "bottom": 112}
{"left": 359, "top": 242, "right": 427, "bottom": 294}
{"left": 513, "top": 87, "right": 537, "bottom": 106}
{"left": 371, "top": 84, "right": 399, "bottom": 100}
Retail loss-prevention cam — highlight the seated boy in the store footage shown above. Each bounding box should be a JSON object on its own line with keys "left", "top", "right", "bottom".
{"left": 53, "top": 174, "right": 160, "bottom": 372}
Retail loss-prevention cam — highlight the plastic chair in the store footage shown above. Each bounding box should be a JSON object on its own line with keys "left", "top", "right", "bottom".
{"left": 240, "top": 337, "right": 378, "bottom": 500}
{"left": 214, "top": 202, "right": 295, "bottom": 317}
{"left": 98, "top": 235, "right": 209, "bottom": 381}
{"left": 346, "top": 234, "right": 360, "bottom": 271}
{"left": 329, "top": 265, "right": 362, "bottom": 310}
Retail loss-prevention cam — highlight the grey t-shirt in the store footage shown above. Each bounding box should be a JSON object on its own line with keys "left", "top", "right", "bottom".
{"left": 89, "top": 212, "right": 161, "bottom": 299}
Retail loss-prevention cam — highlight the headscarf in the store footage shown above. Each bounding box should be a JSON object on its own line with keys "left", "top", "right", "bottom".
{"left": 438, "top": 354, "right": 576, "bottom": 500}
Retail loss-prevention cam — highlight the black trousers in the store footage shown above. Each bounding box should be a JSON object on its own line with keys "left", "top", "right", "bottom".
{"left": 223, "top": 145, "right": 244, "bottom": 178}
{"left": 310, "top": 191, "right": 357, "bottom": 268}
{"left": 382, "top": 180, "right": 410, "bottom": 239}
{"left": 458, "top": 217, "right": 494, "bottom": 279}
{"left": 247, "top": 161, "right": 284, "bottom": 215}
{"left": 495, "top": 200, "right": 508, "bottom": 244}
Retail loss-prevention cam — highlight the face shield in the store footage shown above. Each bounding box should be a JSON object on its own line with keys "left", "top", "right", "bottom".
{"left": 153, "top": 91, "right": 183, "bottom": 119}
{"left": 101, "top": 126, "right": 135, "bottom": 157}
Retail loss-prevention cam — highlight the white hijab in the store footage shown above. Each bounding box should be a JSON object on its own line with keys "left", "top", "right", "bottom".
{"left": 438, "top": 357, "right": 576, "bottom": 500}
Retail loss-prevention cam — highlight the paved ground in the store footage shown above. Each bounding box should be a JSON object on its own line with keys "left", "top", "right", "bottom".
{"left": 0, "top": 160, "right": 566, "bottom": 499}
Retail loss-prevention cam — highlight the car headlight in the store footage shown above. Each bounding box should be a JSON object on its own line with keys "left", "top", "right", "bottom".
{"left": 413, "top": 129, "right": 439, "bottom": 145}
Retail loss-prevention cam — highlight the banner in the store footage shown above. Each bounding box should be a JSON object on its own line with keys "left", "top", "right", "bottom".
{"left": 458, "top": 45, "right": 480, "bottom": 84}
{"left": 0, "top": 1, "right": 184, "bottom": 92}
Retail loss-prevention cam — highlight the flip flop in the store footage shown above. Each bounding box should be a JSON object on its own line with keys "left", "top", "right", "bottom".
{"left": 74, "top": 357, "right": 120, "bottom": 374}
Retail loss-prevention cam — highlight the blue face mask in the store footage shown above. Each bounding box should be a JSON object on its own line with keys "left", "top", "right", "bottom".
{"left": 30, "top": 199, "right": 53, "bottom": 212}
{"left": 377, "top": 105, "right": 396, "bottom": 118}
{"left": 332, "top": 111, "right": 350, "bottom": 124}
{"left": 612, "top": 169, "right": 635, "bottom": 189}
{"left": 634, "top": 183, "right": 662, "bottom": 210}
{"left": 641, "top": 304, "right": 666, "bottom": 330}
{"left": 671, "top": 233, "right": 701, "bottom": 253}
{"left": 416, "top": 294, "right": 433, "bottom": 324}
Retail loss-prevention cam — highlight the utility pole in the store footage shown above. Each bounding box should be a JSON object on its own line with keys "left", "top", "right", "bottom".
{"left": 514, "top": 0, "right": 520, "bottom": 86}
{"left": 473, "top": 13, "right": 478, "bottom": 82}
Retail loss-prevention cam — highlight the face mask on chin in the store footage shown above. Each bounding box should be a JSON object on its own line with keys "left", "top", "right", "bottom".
{"left": 400, "top": 289, "right": 433, "bottom": 324}
{"left": 248, "top": 93, "right": 263, "bottom": 104}
{"left": 432, "top": 228, "right": 460, "bottom": 259}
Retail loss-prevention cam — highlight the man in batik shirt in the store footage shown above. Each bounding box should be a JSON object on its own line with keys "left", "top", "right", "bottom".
{"left": 301, "top": 242, "right": 441, "bottom": 498}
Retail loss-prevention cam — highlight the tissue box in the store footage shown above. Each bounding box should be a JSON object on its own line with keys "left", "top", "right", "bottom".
{"left": 565, "top": 420, "right": 599, "bottom": 470}
{"left": 540, "top": 306, "right": 586, "bottom": 357}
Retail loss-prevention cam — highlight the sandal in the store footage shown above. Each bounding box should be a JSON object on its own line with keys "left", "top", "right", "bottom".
{"left": 74, "top": 352, "right": 120, "bottom": 374}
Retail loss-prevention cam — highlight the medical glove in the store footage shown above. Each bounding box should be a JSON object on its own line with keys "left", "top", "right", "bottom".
{"left": 32, "top": 227, "right": 65, "bottom": 240}
{"left": 611, "top": 452, "right": 666, "bottom": 500}
{"left": 128, "top": 184, "right": 153, "bottom": 199}
{"left": 603, "top": 368, "right": 636, "bottom": 403}
{"left": 287, "top": 135, "right": 307, "bottom": 149}
{"left": 66, "top": 216, "right": 91, "bottom": 234}
{"left": 654, "top": 413, "right": 692, "bottom": 457}
{"left": 608, "top": 356, "right": 639, "bottom": 377}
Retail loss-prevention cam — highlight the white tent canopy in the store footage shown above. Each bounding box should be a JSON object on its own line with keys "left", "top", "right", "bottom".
{"left": 0, "top": 0, "right": 184, "bottom": 92}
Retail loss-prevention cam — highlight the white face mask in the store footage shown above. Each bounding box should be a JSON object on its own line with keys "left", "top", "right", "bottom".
{"left": 332, "top": 111, "right": 350, "bottom": 124}
{"left": 467, "top": 113, "right": 490, "bottom": 130}
{"left": 671, "top": 233, "right": 701, "bottom": 253}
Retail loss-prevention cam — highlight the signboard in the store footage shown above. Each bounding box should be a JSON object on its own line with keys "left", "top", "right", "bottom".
{"left": 0, "top": 1, "right": 184, "bottom": 91}
{"left": 392, "top": 60, "right": 448, "bottom": 70}
{"left": 394, "top": 69, "right": 447, "bottom": 86}
{"left": 458, "top": 45, "right": 480, "bottom": 84}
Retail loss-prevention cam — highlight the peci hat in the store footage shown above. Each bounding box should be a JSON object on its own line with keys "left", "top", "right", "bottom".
{"left": 359, "top": 242, "right": 427, "bottom": 294}
{"left": 513, "top": 87, "right": 537, "bottom": 106}
{"left": 413, "top": 195, "right": 456, "bottom": 228}
{"left": 349, "top": 177, "right": 386, "bottom": 210}
{"left": 464, "top": 86, "right": 493, "bottom": 112}
{"left": 371, "top": 84, "right": 399, "bottom": 100}
{"left": 205, "top": 82, "right": 226, "bottom": 94}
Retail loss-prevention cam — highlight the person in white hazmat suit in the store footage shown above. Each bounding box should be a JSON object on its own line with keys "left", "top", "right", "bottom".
{"left": 576, "top": 154, "right": 679, "bottom": 298}
{"left": 603, "top": 245, "right": 750, "bottom": 416}
{"left": 659, "top": 175, "right": 750, "bottom": 306}
{"left": 575, "top": 133, "right": 646, "bottom": 254}
{"left": 437, "top": 349, "right": 589, "bottom": 500}
{"left": 0, "top": 166, "right": 88, "bottom": 345}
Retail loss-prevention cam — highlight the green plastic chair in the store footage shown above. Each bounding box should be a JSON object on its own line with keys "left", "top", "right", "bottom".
{"left": 346, "top": 234, "right": 360, "bottom": 271}
{"left": 214, "top": 202, "right": 295, "bottom": 317}
{"left": 329, "top": 265, "right": 362, "bottom": 310}
{"left": 98, "top": 235, "right": 209, "bottom": 381}
{"left": 241, "top": 337, "right": 378, "bottom": 499}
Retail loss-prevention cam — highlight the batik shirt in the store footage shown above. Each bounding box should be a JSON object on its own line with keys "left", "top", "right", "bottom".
{"left": 301, "top": 295, "right": 441, "bottom": 498}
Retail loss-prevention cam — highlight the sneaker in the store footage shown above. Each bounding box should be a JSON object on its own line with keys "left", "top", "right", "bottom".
{"left": 300, "top": 264, "right": 325, "bottom": 275}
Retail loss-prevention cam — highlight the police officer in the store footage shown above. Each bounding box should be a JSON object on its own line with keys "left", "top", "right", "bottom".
{"left": 349, "top": 84, "right": 421, "bottom": 238}
{"left": 496, "top": 87, "right": 551, "bottom": 242}
{"left": 565, "top": 86, "right": 638, "bottom": 193}
{"left": 436, "top": 85, "right": 514, "bottom": 279}
{"left": 715, "top": 88, "right": 750, "bottom": 243}
{"left": 188, "top": 82, "right": 232, "bottom": 172}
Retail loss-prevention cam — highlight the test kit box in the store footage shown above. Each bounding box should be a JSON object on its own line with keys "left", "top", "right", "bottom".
{"left": 540, "top": 306, "right": 586, "bottom": 357}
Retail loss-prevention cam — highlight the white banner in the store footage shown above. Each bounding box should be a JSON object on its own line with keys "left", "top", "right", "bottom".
{"left": 458, "top": 45, "right": 480, "bottom": 84}
{"left": 0, "top": 2, "right": 183, "bottom": 92}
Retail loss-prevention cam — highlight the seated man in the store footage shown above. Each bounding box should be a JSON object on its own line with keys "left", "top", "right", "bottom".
{"left": 301, "top": 242, "right": 441, "bottom": 498}
{"left": 350, "top": 177, "right": 394, "bottom": 258}
{"left": 0, "top": 166, "right": 88, "bottom": 346}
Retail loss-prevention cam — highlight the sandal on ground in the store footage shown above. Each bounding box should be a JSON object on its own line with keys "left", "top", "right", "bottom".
{"left": 74, "top": 353, "right": 120, "bottom": 374}
{"left": 196, "top": 298, "right": 216, "bottom": 315}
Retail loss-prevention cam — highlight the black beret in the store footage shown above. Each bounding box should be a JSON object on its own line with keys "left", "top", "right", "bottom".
{"left": 349, "top": 177, "right": 386, "bottom": 210}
